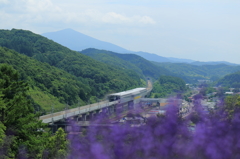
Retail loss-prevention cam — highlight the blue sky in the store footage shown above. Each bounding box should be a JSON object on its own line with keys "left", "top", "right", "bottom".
{"left": 1, "top": 0, "right": 240, "bottom": 63}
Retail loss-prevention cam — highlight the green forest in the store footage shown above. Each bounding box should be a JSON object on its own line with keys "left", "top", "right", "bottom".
{"left": 153, "top": 62, "right": 240, "bottom": 83}
{"left": 81, "top": 48, "right": 188, "bottom": 81}
{"left": 81, "top": 49, "right": 144, "bottom": 78}
{"left": 1, "top": 28, "right": 240, "bottom": 158}
{"left": 1, "top": 29, "right": 239, "bottom": 113}
{"left": 0, "top": 64, "right": 68, "bottom": 158}
{"left": 0, "top": 29, "right": 143, "bottom": 112}
{"left": 217, "top": 71, "right": 240, "bottom": 88}
{"left": 151, "top": 75, "right": 187, "bottom": 98}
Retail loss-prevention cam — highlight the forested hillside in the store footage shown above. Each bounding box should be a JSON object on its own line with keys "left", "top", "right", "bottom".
{"left": 0, "top": 47, "right": 89, "bottom": 112}
{"left": 81, "top": 48, "right": 188, "bottom": 81}
{"left": 151, "top": 76, "right": 187, "bottom": 98}
{"left": 81, "top": 48, "right": 143, "bottom": 77}
{"left": 0, "top": 64, "right": 68, "bottom": 158}
{"left": 153, "top": 62, "right": 240, "bottom": 82}
{"left": 217, "top": 71, "right": 240, "bottom": 88}
{"left": 0, "top": 29, "right": 142, "bottom": 111}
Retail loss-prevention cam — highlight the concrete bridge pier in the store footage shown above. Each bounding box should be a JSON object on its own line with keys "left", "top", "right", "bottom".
{"left": 102, "top": 107, "right": 110, "bottom": 115}
{"left": 123, "top": 103, "right": 128, "bottom": 111}
{"left": 115, "top": 104, "right": 123, "bottom": 114}
{"left": 113, "top": 105, "right": 117, "bottom": 113}
{"left": 76, "top": 115, "right": 81, "bottom": 122}
{"left": 97, "top": 109, "right": 103, "bottom": 116}
{"left": 81, "top": 114, "right": 87, "bottom": 121}
{"left": 90, "top": 109, "right": 101, "bottom": 119}
{"left": 109, "top": 106, "right": 115, "bottom": 114}
{"left": 90, "top": 111, "right": 97, "bottom": 120}
{"left": 95, "top": 109, "right": 101, "bottom": 116}
{"left": 128, "top": 101, "right": 134, "bottom": 110}
{"left": 121, "top": 104, "right": 124, "bottom": 113}
{"left": 73, "top": 116, "right": 78, "bottom": 121}
{"left": 85, "top": 113, "right": 91, "bottom": 121}
{"left": 76, "top": 114, "right": 87, "bottom": 122}
{"left": 108, "top": 106, "right": 112, "bottom": 114}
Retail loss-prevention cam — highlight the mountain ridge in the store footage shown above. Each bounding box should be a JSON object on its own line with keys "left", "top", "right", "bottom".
{"left": 80, "top": 48, "right": 192, "bottom": 83}
{"left": 42, "top": 28, "right": 238, "bottom": 66}
{"left": 153, "top": 61, "right": 240, "bottom": 82}
{"left": 42, "top": 28, "right": 132, "bottom": 53}
{"left": 0, "top": 29, "right": 142, "bottom": 111}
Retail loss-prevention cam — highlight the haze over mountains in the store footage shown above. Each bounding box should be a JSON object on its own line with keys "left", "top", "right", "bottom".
{"left": 0, "top": 29, "right": 142, "bottom": 111}
{"left": 42, "top": 28, "right": 238, "bottom": 66}
{"left": 42, "top": 28, "right": 132, "bottom": 54}
{"left": 1, "top": 28, "right": 240, "bottom": 120}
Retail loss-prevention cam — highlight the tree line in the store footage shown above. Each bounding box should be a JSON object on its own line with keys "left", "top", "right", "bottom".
{"left": 151, "top": 75, "right": 187, "bottom": 98}
{"left": 0, "top": 29, "right": 142, "bottom": 113}
{"left": 0, "top": 64, "right": 68, "bottom": 158}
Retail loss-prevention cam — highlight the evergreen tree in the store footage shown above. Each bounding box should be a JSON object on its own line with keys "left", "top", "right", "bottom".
{"left": 0, "top": 64, "right": 47, "bottom": 158}
{"left": 0, "top": 93, "right": 5, "bottom": 144}
{"left": 45, "top": 127, "right": 68, "bottom": 159}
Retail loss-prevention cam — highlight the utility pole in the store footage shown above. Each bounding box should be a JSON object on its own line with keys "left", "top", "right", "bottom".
{"left": 78, "top": 100, "right": 80, "bottom": 114}
{"left": 51, "top": 105, "right": 54, "bottom": 133}
{"left": 51, "top": 105, "right": 54, "bottom": 122}
{"left": 65, "top": 102, "right": 68, "bottom": 118}
{"left": 88, "top": 100, "right": 91, "bottom": 111}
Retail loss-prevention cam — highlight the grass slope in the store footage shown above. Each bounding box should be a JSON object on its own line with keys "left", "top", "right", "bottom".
{"left": 0, "top": 29, "right": 142, "bottom": 103}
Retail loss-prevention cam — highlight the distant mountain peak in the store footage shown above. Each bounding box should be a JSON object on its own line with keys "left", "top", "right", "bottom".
{"left": 42, "top": 28, "right": 237, "bottom": 66}
{"left": 42, "top": 28, "right": 131, "bottom": 53}
{"left": 44, "top": 28, "right": 76, "bottom": 34}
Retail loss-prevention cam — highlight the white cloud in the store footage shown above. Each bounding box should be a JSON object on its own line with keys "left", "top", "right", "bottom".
{"left": 139, "top": 16, "right": 156, "bottom": 24}
{"left": 0, "top": 0, "right": 240, "bottom": 63}
{"left": 102, "top": 12, "right": 131, "bottom": 24}
{"left": 101, "top": 12, "right": 156, "bottom": 25}
{"left": 0, "top": 0, "right": 8, "bottom": 4}
{"left": 0, "top": 0, "right": 155, "bottom": 27}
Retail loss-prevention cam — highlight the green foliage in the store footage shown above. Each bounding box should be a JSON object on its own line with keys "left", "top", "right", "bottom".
{"left": 0, "top": 93, "right": 5, "bottom": 144}
{"left": 0, "top": 47, "right": 85, "bottom": 112}
{"left": 183, "top": 91, "right": 193, "bottom": 102}
{"left": 45, "top": 127, "right": 68, "bottom": 159}
{"left": 152, "top": 75, "right": 187, "bottom": 98}
{"left": 81, "top": 48, "right": 180, "bottom": 80}
{"left": 0, "top": 29, "right": 143, "bottom": 112}
{"left": 217, "top": 71, "right": 240, "bottom": 88}
{"left": 198, "top": 86, "right": 217, "bottom": 96}
{"left": 29, "top": 87, "right": 65, "bottom": 113}
{"left": 81, "top": 49, "right": 144, "bottom": 77}
{"left": 0, "top": 64, "right": 48, "bottom": 158}
{"left": 153, "top": 62, "right": 240, "bottom": 83}
{"left": 0, "top": 121, "right": 5, "bottom": 145}
{"left": 0, "top": 65, "right": 70, "bottom": 158}
{"left": 206, "top": 87, "right": 216, "bottom": 94}
{"left": 224, "top": 95, "right": 240, "bottom": 118}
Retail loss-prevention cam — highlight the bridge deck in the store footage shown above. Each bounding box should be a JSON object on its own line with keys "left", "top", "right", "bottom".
{"left": 39, "top": 100, "right": 118, "bottom": 123}
{"left": 39, "top": 80, "right": 152, "bottom": 124}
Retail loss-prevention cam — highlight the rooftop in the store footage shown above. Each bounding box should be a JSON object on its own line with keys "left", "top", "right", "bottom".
{"left": 109, "top": 88, "right": 146, "bottom": 96}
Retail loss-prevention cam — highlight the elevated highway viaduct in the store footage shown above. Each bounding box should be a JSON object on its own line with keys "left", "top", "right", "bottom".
{"left": 39, "top": 80, "right": 152, "bottom": 131}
